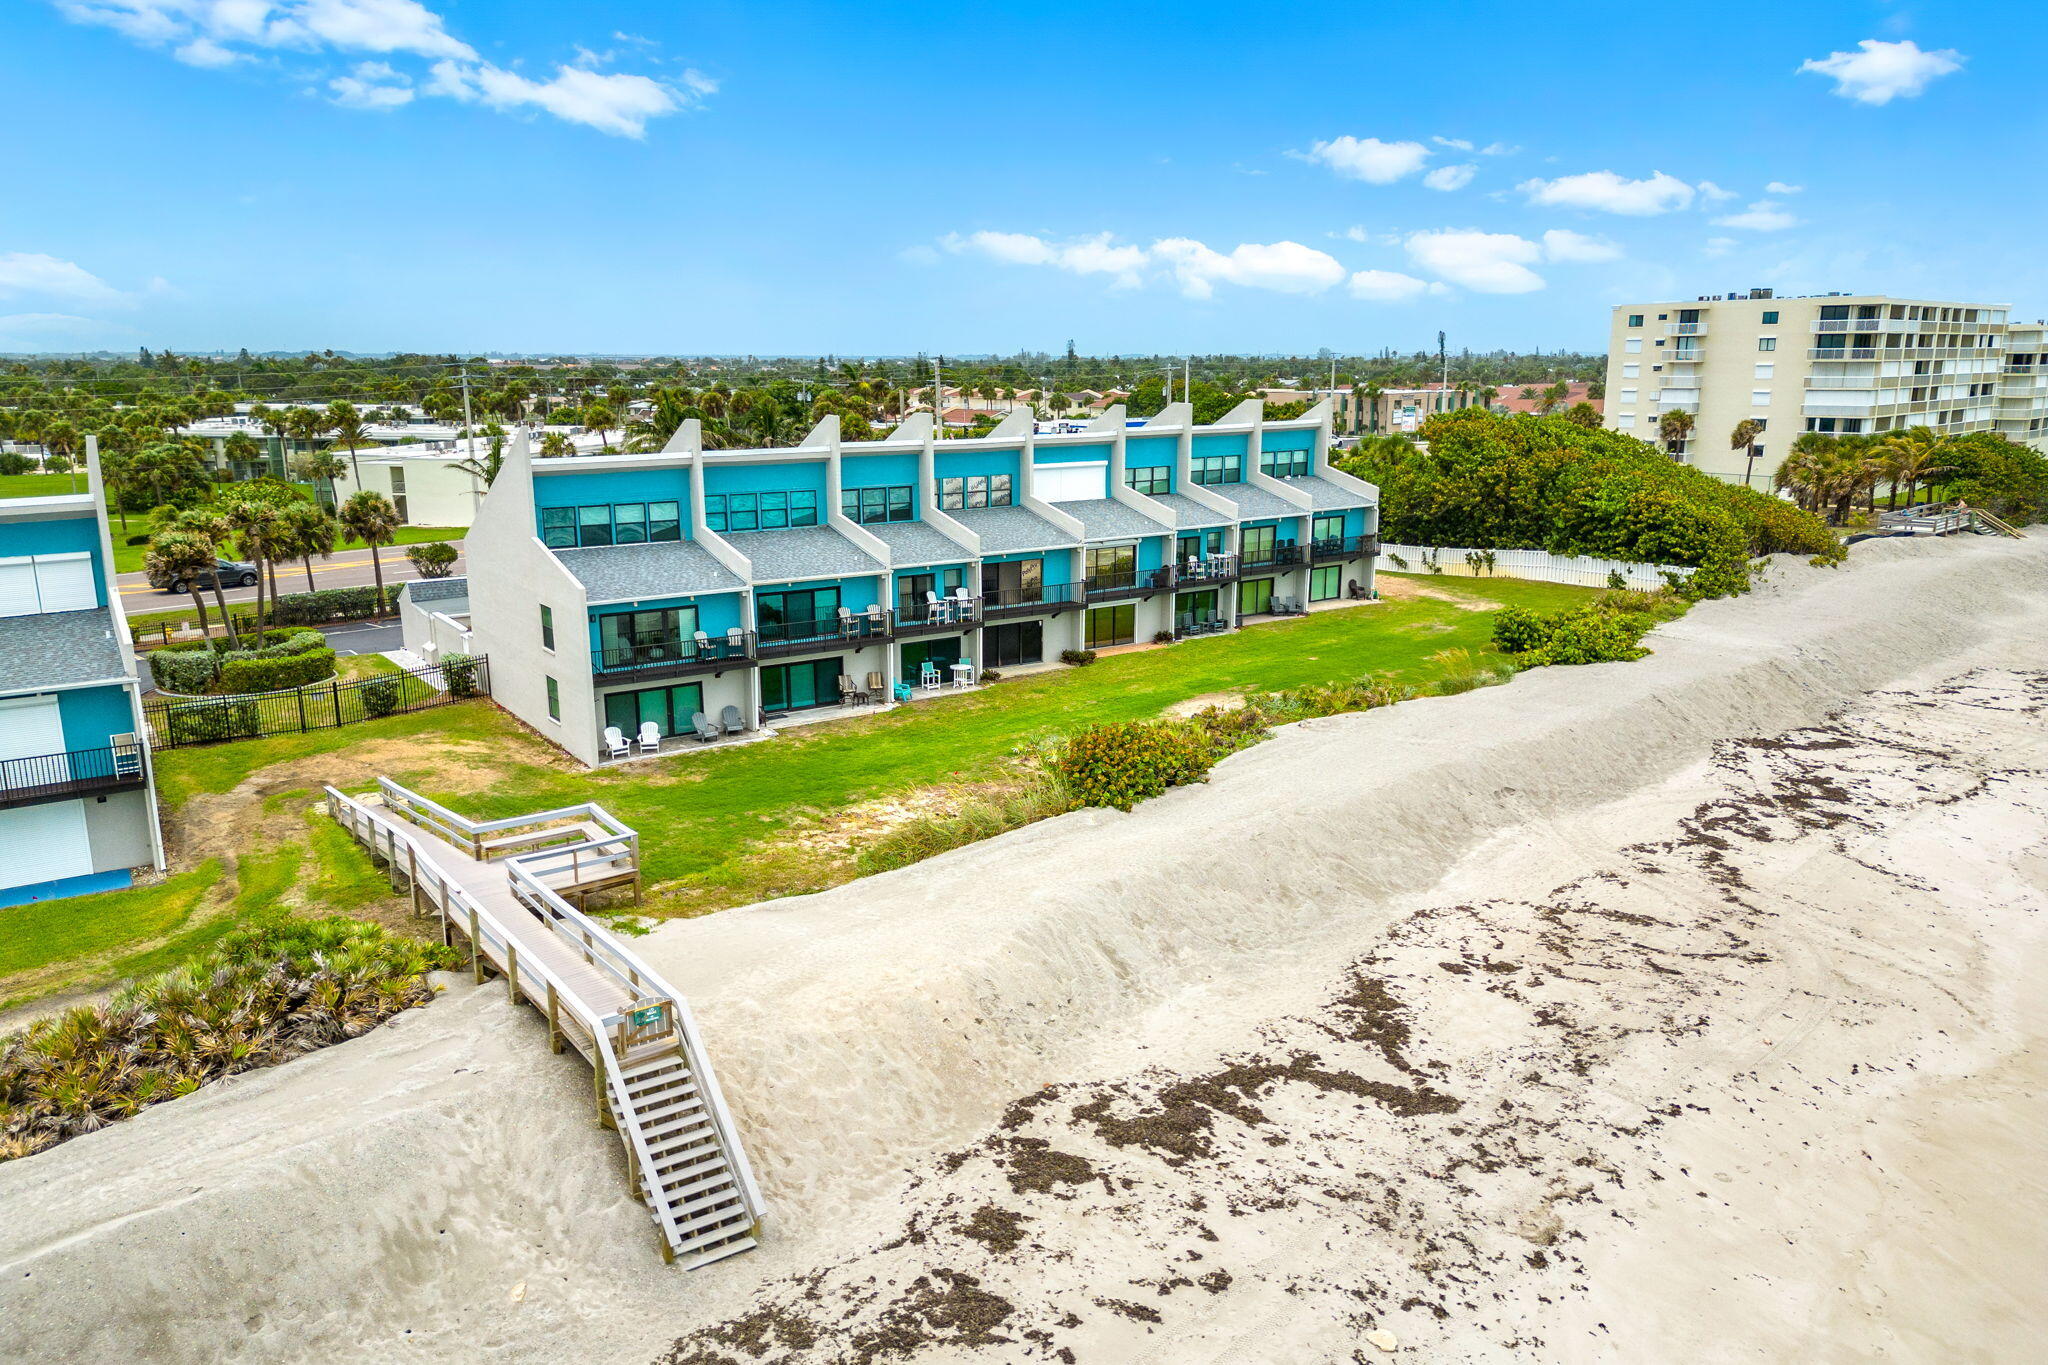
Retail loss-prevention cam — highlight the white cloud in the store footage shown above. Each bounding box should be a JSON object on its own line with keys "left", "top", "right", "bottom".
{"left": 1799, "top": 38, "right": 1964, "bottom": 104}
{"left": 1422, "top": 163, "right": 1476, "bottom": 192}
{"left": 1335, "top": 225, "right": 1371, "bottom": 243}
{"left": 1518, "top": 170, "right": 1697, "bottom": 216}
{"left": 1479, "top": 142, "right": 1519, "bottom": 156}
{"left": 1696, "top": 180, "right": 1738, "bottom": 202}
{"left": 1432, "top": 136, "right": 1473, "bottom": 152}
{"left": 1540, "top": 229, "right": 1621, "bottom": 263}
{"left": 1299, "top": 135, "right": 1431, "bottom": 184}
{"left": 1403, "top": 229, "right": 1545, "bottom": 293}
{"left": 52, "top": 0, "right": 709, "bottom": 135}
{"left": 1347, "top": 270, "right": 1433, "bottom": 302}
{"left": 1714, "top": 199, "right": 1802, "bottom": 232}
{"left": 1703, "top": 237, "right": 1738, "bottom": 258}
{"left": 0, "top": 252, "right": 134, "bottom": 306}
{"left": 1150, "top": 238, "right": 1347, "bottom": 299}
{"left": 328, "top": 59, "right": 412, "bottom": 110}
{"left": 942, "top": 231, "right": 1150, "bottom": 288}
{"left": 1764, "top": 181, "right": 1804, "bottom": 195}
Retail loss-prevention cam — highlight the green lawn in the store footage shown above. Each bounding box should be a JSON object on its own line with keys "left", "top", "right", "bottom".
{"left": 5, "top": 573, "right": 1610, "bottom": 1012}
{"left": 109, "top": 524, "right": 464, "bottom": 576}
{"left": 0, "top": 471, "right": 90, "bottom": 500}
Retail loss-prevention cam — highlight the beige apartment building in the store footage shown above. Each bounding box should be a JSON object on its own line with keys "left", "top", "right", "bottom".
{"left": 1602, "top": 290, "right": 2048, "bottom": 487}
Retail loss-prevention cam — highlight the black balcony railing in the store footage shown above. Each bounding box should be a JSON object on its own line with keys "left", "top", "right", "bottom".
{"left": 981, "top": 582, "right": 1083, "bottom": 617}
{"left": 895, "top": 599, "right": 980, "bottom": 636}
{"left": 1176, "top": 554, "right": 1240, "bottom": 584}
{"left": 1309, "top": 534, "right": 1380, "bottom": 561}
{"left": 0, "top": 743, "right": 149, "bottom": 810}
{"left": 597, "top": 631, "right": 757, "bottom": 681}
{"left": 1083, "top": 567, "right": 1175, "bottom": 601}
{"left": 755, "top": 613, "right": 891, "bottom": 659}
{"left": 1240, "top": 543, "right": 1304, "bottom": 571}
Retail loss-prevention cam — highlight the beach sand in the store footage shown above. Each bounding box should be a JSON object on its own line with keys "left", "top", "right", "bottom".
{"left": 2, "top": 532, "right": 2043, "bottom": 1363}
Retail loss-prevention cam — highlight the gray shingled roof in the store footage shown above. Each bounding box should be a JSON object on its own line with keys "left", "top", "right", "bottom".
{"left": 0, "top": 608, "right": 129, "bottom": 694}
{"left": 735, "top": 526, "right": 887, "bottom": 582}
{"left": 404, "top": 576, "right": 469, "bottom": 604}
{"left": 557, "top": 541, "right": 747, "bottom": 603}
{"left": 1222, "top": 482, "right": 1312, "bottom": 520}
{"left": 950, "top": 505, "right": 1078, "bottom": 553}
{"left": 862, "top": 519, "right": 973, "bottom": 565}
{"left": 1058, "top": 498, "right": 1171, "bottom": 542}
{"left": 1149, "top": 493, "right": 1232, "bottom": 529}
{"left": 1278, "top": 475, "right": 1375, "bottom": 510}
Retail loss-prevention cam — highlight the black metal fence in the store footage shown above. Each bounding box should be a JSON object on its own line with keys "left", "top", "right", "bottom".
{"left": 144, "top": 657, "right": 490, "bottom": 748}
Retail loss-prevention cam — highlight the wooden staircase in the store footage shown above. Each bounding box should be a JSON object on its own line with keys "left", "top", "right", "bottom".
{"left": 1968, "top": 506, "right": 2026, "bottom": 539}
{"left": 606, "top": 1047, "right": 760, "bottom": 1267}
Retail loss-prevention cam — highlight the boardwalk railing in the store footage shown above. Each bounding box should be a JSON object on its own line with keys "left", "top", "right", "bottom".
{"left": 325, "top": 780, "right": 763, "bottom": 1267}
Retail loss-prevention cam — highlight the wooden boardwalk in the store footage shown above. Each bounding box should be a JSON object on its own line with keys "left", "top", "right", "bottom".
{"left": 326, "top": 781, "right": 764, "bottom": 1267}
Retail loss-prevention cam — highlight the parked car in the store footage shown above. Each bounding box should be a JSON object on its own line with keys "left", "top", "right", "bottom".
{"left": 150, "top": 557, "right": 259, "bottom": 593}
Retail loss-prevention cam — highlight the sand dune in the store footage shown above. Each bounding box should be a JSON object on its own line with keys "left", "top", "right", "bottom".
{"left": 2, "top": 532, "right": 2043, "bottom": 1363}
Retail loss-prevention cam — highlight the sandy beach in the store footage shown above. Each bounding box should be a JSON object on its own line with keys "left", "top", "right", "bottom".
{"left": 2, "top": 531, "right": 2043, "bottom": 1364}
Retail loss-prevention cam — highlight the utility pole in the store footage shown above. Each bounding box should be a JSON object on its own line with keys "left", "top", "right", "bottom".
{"left": 932, "top": 355, "right": 942, "bottom": 441}
{"left": 459, "top": 365, "right": 477, "bottom": 459}
{"left": 1438, "top": 330, "right": 1448, "bottom": 395}
{"left": 1183, "top": 356, "right": 1190, "bottom": 405}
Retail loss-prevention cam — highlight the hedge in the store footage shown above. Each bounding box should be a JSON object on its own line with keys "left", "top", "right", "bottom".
{"left": 164, "top": 699, "right": 261, "bottom": 745}
{"left": 217, "top": 648, "right": 338, "bottom": 694}
{"left": 1491, "top": 603, "right": 1654, "bottom": 669}
{"left": 1053, "top": 719, "right": 1216, "bottom": 811}
{"left": 265, "top": 585, "right": 401, "bottom": 626}
{"left": 441, "top": 653, "right": 481, "bottom": 698}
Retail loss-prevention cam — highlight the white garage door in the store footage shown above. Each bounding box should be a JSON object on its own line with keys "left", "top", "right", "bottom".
{"left": 0, "top": 800, "right": 94, "bottom": 891}
{"left": 33, "top": 554, "right": 98, "bottom": 612}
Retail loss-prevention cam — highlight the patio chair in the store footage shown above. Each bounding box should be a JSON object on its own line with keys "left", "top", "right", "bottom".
{"left": 602, "top": 726, "right": 631, "bottom": 760}
{"left": 720, "top": 704, "right": 745, "bottom": 734}
{"left": 865, "top": 603, "right": 887, "bottom": 632}
{"left": 1347, "top": 579, "right": 1365, "bottom": 600}
{"left": 726, "top": 627, "right": 747, "bottom": 656}
{"left": 694, "top": 629, "right": 715, "bottom": 657}
{"left": 690, "top": 711, "right": 720, "bottom": 743}
{"left": 839, "top": 674, "right": 870, "bottom": 705}
{"left": 921, "top": 661, "right": 942, "bottom": 691}
{"left": 924, "top": 591, "right": 952, "bottom": 625}
{"left": 637, "top": 721, "right": 661, "bottom": 753}
{"left": 865, "top": 670, "right": 886, "bottom": 698}
{"left": 952, "top": 587, "right": 976, "bottom": 621}
{"left": 837, "top": 606, "right": 857, "bottom": 637}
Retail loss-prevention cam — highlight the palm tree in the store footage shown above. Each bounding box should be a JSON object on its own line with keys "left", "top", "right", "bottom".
{"left": 277, "top": 501, "right": 337, "bottom": 593}
{"left": 1879, "top": 426, "right": 1954, "bottom": 510}
{"left": 537, "top": 431, "right": 576, "bottom": 458}
{"left": 224, "top": 496, "right": 288, "bottom": 635}
{"left": 582, "top": 400, "right": 618, "bottom": 451}
{"left": 144, "top": 531, "right": 219, "bottom": 641}
{"left": 1775, "top": 432, "right": 1839, "bottom": 515}
{"left": 1729, "top": 417, "right": 1764, "bottom": 488}
{"left": 338, "top": 490, "right": 399, "bottom": 618}
{"left": 326, "top": 401, "right": 369, "bottom": 487}
{"left": 291, "top": 448, "right": 348, "bottom": 509}
{"left": 1657, "top": 408, "right": 1695, "bottom": 456}
{"left": 161, "top": 507, "right": 242, "bottom": 644}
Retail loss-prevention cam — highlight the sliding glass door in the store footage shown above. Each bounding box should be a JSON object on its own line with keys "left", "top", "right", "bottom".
{"left": 602, "top": 682, "right": 704, "bottom": 738}
{"left": 760, "top": 657, "right": 842, "bottom": 713}
{"left": 598, "top": 606, "right": 697, "bottom": 667}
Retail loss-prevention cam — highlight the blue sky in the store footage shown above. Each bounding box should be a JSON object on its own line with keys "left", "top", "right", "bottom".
{"left": 5, "top": 2, "right": 2042, "bottom": 357}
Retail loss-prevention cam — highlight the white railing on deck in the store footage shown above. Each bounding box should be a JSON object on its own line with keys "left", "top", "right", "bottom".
{"left": 1379, "top": 542, "right": 1689, "bottom": 591}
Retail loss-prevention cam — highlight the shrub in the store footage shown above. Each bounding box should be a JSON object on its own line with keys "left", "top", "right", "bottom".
{"left": 1053, "top": 719, "right": 1216, "bottom": 811}
{"left": 405, "top": 541, "right": 458, "bottom": 578}
{"left": 0, "top": 452, "right": 32, "bottom": 476}
{"left": 1491, "top": 603, "right": 1654, "bottom": 669}
{"left": 440, "top": 652, "right": 481, "bottom": 697}
{"left": 854, "top": 774, "right": 1076, "bottom": 875}
{"left": 218, "top": 647, "right": 337, "bottom": 694}
{"left": 1151, "top": 630, "right": 1175, "bottom": 644}
{"left": 149, "top": 646, "right": 224, "bottom": 695}
{"left": 360, "top": 676, "right": 402, "bottom": 717}
{"left": 265, "top": 585, "right": 400, "bottom": 626}
{"left": 1059, "top": 648, "right": 1097, "bottom": 667}
{"left": 150, "top": 628, "right": 332, "bottom": 694}
{"left": 0, "top": 918, "right": 456, "bottom": 1161}
{"left": 164, "top": 698, "right": 260, "bottom": 744}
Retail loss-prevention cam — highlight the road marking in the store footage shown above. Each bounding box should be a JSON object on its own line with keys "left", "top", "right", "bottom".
{"left": 118, "top": 552, "right": 460, "bottom": 597}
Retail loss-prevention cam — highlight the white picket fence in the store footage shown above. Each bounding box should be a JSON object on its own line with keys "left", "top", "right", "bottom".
{"left": 1379, "top": 543, "right": 1688, "bottom": 591}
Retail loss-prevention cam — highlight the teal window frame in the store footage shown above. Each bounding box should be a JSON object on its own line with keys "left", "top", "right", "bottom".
{"left": 705, "top": 489, "right": 820, "bottom": 532}
{"left": 1191, "top": 454, "right": 1242, "bottom": 486}
{"left": 1260, "top": 449, "right": 1310, "bottom": 478}
{"left": 1124, "top": 465, "right": 1170, "bottom": 495}
{"left": 841, "top": 485, "right": 916, "bottom": 524}
{"left": 938, "top": 474, "right": 1012, "bottom": 509}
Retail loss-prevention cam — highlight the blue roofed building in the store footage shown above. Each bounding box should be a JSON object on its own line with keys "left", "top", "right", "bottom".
{"left": 416, "top": 399, "right": 1377, "bottom": 766}
{"left": 0, "top": 443, "right": 165, "bottom": 904}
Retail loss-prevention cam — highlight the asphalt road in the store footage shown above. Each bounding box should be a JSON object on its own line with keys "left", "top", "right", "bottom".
{"left": 116, "top": 543, "right": 467, "bottom": 608}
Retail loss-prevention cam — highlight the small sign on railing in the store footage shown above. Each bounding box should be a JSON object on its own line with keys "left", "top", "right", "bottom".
{"left": 631, "top": 1004, "right": 666, "bottom": 1029}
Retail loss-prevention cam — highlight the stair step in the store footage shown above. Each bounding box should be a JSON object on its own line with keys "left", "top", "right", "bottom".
{"left": 679, "top": 1236, "right": 758, "bottom": 1271}
{"left": 635, "top": 1091, "right": 702, "bottom": 1126}
{"left": 641, "top": 1102, "right": 709, "bottom": 1141}
{"left": 668, "top": 1210, "right": 754, "bottom": 1253}
{"left": 648, "top": 1148, "right": 727, "bottom": 1185}
{"left": 671, "top": 1187, "right": 747, "bottom": 1220}
{"left": 654, "top": 1170, "right": 735, "bottom": 1204}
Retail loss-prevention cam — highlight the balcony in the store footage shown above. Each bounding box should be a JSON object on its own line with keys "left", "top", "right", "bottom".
{"left": 0, "top": 742, "right": 149, "bottom": 811}
{"left": 981, "top": 583, "right": 1083, "bottom": 619}
{"left": 755, "top": 614, "right": 892, "bottom": 661}
{"left": 1664, "top": 322, "right": 1707, "bottom": 336}
{"left": 1310, "top": 534, "right": 1380, "bottom": 562}
{"left": 595, "top": 632, "right": 756, "bottom": 683}
{"left": 895, "top": 599, "right": 980, "bottom": 637}
{"left": 1665, "top": 347, "right": 1706, "bottom": 364}
{"left": 1175, "top": 553, "right": 1240, "bottom": 584}
{"left": 1656, "top": 395, "right": 1701, "bottom": 414}
{"left": 1810, "top": 318, "right": 1880, "bottom": 333}
{"left": 1240, "top": 544, "right": 1304, "bottom": 573}
{"left": 1083, "top": 567, "right": 1176, "bottom": 602}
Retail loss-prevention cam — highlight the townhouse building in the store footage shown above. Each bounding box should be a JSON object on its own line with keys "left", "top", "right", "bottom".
{"left": 0, "top": 441, "right": 165, "bottom": 904}
{"left": 423, "top": 399, "right": 1377, "bottom": 766}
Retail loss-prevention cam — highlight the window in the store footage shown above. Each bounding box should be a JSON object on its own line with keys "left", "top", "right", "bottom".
{"left": 612, "top": 502, "right": 648, "bottom": 545}
{"left": 540, "top": 605, "right": 554, "bottom": 651}
{"left": 540, "top": 506, "right": 575, "bottom": 548}
{"left": 545, "top": 676, "right": 560, "bottom": 722}
{"left": 1627, "top": 314, "right": 1644, "bottom": 327}
{"left": 1761, "top": 310, "right": 1779, "bottom": 325}
{"left": 1237, "top": 577, "right": 1274, "bottom": 616}
{"left": 705, "top": 489, "right": 819, "bottom": 532}
{"left": 1085, "top": 544, "right": 1136, "bottom": 590}
{"left": 938, "top": 474, "right": 1013, "bottom": 509}
{"left": 1084, "top": 602, "right": 1135, "bottom": 649}
{"left": 841, "top": 485, "right": 915, "bottom": 524}
{"left": 1260, "top": 448, "right": 1309, "bottom": 478}
{"left": 1176, "top": 529, "right": 1224, "bottom": 563}
{"left": 756, "top": 587, "right": 840, "bottom": 641}
{"left": 577, "top": 504, "right": 614, "bottom": 547}
{"left": 1190, "top": 454, "right": 1242, "bottom": 486}
{"left": 1621, "top": 363, "right": 1640, "bottom": 378}
{"left": 541, "top": 501, "right": 680, "bottom": 547}
{"left": 1616, "top": 413, "right": 1637, "bottom": 430}
{"left": 603, "top": 681, "right": 702, "bottom": 740}
{"left": 1624, "top": 338, "right": 1643, "bottom": 354}
{"left": 1754, "top": 363, "right": 1775, "bottom": 379}
{"left": 1757, "top": 337, "right": 1777, "bottom": 352}
{"left": 598, "top": 607, "right": 696, "bottom": 667}
{"left": 1125, "top": 465, "right": 1170, "bottom": 495}
{"left": 1310, "top": 564, "right": 1343, "bottom": 601}
{"left": 649, "top": 501, "right": 681, "bottom": 542}
{"left": 983, "top": 621, "right": 1042, "bottom": 668}
{"left": 1619, "top": 387, "right": 1638, "bottom": 404}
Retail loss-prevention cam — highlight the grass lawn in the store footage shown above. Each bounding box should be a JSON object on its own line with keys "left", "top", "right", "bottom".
{"left": 2, "top": 573, "right": 1612, "bottom": 1014}
{"left": 336, "top": 651, "right": 402, "bottom": 679}
{"left": 0, "top": 471, "right": 90, "bottom": 500}
{"left": 109, "top": 524, "right": 464, "bottom": 576}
